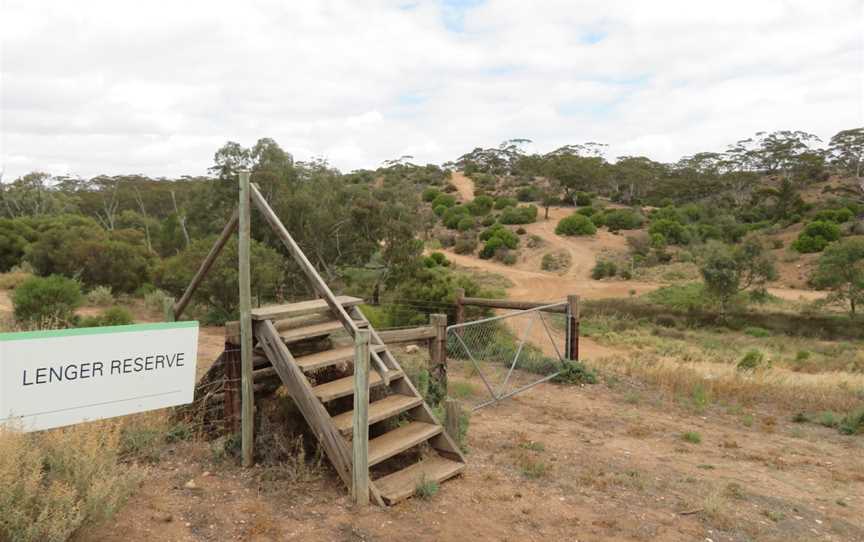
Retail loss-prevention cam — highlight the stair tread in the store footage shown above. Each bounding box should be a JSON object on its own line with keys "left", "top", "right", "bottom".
{"left": 312, "top": 368, "right": 402, "bottom": 402}
{"left": 296, "top": 344, "right": 386, "bottom": 372}
{"left": 251, "top": 296, "right": 363, "bottom": 320}
{"left": 279, "top": 320, "right": 345, "bottom": 343}
{"left": 332, "top": 394, "right": 423, "bottom": 434}
{"left": 368, "top": 422, "right": 442, "bottom": 467}
{"left": 375, "top": 455, "right": 465, "bottom": 504}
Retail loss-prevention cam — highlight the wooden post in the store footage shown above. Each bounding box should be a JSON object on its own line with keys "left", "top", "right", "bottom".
{"left": 454, "top": 287, "right": 465, "bottom": 331}
{"left": 429, "top": 313, "right": 448, "bottom": 395}
{"left": 172, "top": 208, "right": 239, "bottom": 320}
{"left": 352, "top": 329, "right": 371, "bottom": 506}
{"left": 444, "top": 397, "right": 462, "bottom": 444}
{"left": 162, "top": 296, "right": 175, "bottom": 322}
{"left": 238, "top": 170, "right": 255, "bottom": 467}
{"left": 566, "top": 294, "right": 580, "bottom": 361}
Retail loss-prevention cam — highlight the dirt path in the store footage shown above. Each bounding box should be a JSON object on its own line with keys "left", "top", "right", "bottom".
{"left": 449, "top": 171, "right": 475, "bottom": 201}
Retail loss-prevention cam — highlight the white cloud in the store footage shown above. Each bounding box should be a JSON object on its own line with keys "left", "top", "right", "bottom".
{"left": 0, "top": 0, "right": 861, "bottom": 179}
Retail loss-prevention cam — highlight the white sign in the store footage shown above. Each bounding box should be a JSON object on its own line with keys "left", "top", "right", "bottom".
{"left": 0, "top": 321, "right": 198, "bottom": 432}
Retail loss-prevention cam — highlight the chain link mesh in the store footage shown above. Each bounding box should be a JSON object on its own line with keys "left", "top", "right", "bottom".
{"left": 446, "top": 304, "right": 567, "bottom": 410}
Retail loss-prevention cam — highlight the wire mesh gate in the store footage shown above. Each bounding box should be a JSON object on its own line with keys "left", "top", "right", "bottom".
{"left": 446, "top": 302, "right": 568, "bottom": 410}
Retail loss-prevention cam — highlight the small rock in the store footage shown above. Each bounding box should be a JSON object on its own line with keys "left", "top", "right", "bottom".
{"left": 405, "top": 344, "right": 420, "bottom": 354}
{"left": 184, "top": 479, "right": 198, "bottom": 490}
{"left": 202, "top": 471, "right": 211, "bottom": 477}
{"left": 151, "top": 513, "right": 173, "bottom": 523}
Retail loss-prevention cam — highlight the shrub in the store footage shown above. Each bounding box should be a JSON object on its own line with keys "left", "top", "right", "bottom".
{"left": 432, "top": 193, "right": 457, "bottom": 209}
{"left": 13, "top": 275, "right": 82, "bottom": 326}
{"left": 527, "top": 234, "right": 543, "bottom": 248}
{"left": 515, "top": 227, "right": 526, "bottom": 235}
{"left": 744, "top": 326, "right": 770, "bottom": 338}
{"left": 792, "top": 221, "right": 841, "bottom": 253}
{"left": 591, "top": 260, "right": 618, "bottom": 279}
{"left": 603, "top": 209, "right": 644, "bottom": 232}
{"left": 0, "top": 268, "right": 34, "bottom": 290}
{"left": 555, "top": 214, "right": 597, "bottom": 236}
{"left": 498, "top": 250, "right": 518, "bottom": 266}
{"left": 422, "top": 187, "right": 440, "bottom": 202}
{"left": 839, "top": 407, "right": 864, "bottom": 435}
{"left": 443, "top": 205, "right": 470, "bottom": 229}
{"left": 0, "top": 219, "right": 33, "bottom": 272}
{"left": 80, "top": 306, "right": 135, "bottom": 328}
{"left": 575, "top": 192, "right": 592, "bottom": 206}
{"left": 649, "top": 219, "right": 689, "bottom": 245}
{"left": 479, "top": 237, "right": 504, "bottom": 259}
{"left": 576, "top": 206, "right": 596, "bottom": 217}
{"left": 423, "top": 252, "right": 450, "bottom": 268}
{"left": 499, "top": 205, "right": 538, "bottom": 225}
{"left": 681, "top": 431, "right": 702, "bottom": 444}
{"left": 157, "top": 237, "right": 285, "bottom": 319}
{"left": 467, "top": 195, "right": 494, "bottom": 216}
{"left": 552, "top": 360, "right": 597, "bottom": 385}
{"left": 433, "top": 204, "right": 448, "bottom": 217}
{"left": 86, "top": 285, "right": 114, "bottom": 306}
{"left": 813, "top": 208, "right": 853, "bottom": 224}
{"left": 414, "top": 476, "right": 439, "bottom": 500}
{"left": 516, "top": 186, "right": 540, "bottom": 202}
{"left": 457, "top": 216, "right": 476, "bottom": 231}
{"left": 541, "top": 251, "right": 571, "bottom": 272}
{"left": 453, "top": 237, "right": 478, "bottom": 255}
{"left": 494, "top": 196, "right": 518, "bottom": 210}
{"left": 737, "top": 349, "right": 767, "bottom": 371}
{"left": 481, "top": 215, "right": 496, "bottom": 227}
{"left": 479, "top": 224, "right": 519, "bottom": 249}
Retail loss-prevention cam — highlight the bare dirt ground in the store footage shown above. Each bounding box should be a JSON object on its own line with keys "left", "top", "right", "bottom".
{"left": 449, "top": 171, "right": 475, "bottom": 202}
{"left": 77, "top": 355, "right": 864, "bottom": 542}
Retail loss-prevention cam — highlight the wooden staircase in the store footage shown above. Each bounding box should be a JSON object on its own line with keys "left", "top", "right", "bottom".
{"left": 252, "top": 296, "right": 466, "bottom": 505}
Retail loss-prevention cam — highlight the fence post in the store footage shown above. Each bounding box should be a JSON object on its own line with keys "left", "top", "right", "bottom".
{"left": 566, "top": 294, "right": 580, "bottom": 361}
{"left": 429, "top": 313, "right": 448, "bottom": 396}
{"left": 352, "top": 329, "right": 371, "bottom": 506}
{"left": 238, "top": 170, "right": 255, "bottom": 468}
{"left": 455, "top": 288, "right": 465, "bottom": 329}
{"left": 444, "top": 397, "right": 462, "bottom": 443}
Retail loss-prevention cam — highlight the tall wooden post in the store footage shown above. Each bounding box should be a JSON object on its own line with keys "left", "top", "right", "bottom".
{"left": 444, "top": 397, "right": 462, "bottom": 444}
{"left": 162, "top": 296, "right": 175, "bottom": 322}
{"left": 454, "top": 288, "right": 465, "bottom": 330}
{"left": 352, "top": 329, "right": 371, "bottom": 506}
{"left": 429, "top": 313, "right": 448, "bottom": 395}
{"left": 566, "top": 294, "right": 580, "bottom": 361}
{"left": 238, "top": 170, "right": 255, "bottom": 467}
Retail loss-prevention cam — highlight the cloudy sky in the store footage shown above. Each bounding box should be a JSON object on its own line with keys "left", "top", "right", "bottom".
{"left": 1, "top": 0, "right": 861, "bottom": 179}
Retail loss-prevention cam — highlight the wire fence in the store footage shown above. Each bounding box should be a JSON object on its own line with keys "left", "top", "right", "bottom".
{"left": 446, "top": 303, "right": 567, "bottom": 410}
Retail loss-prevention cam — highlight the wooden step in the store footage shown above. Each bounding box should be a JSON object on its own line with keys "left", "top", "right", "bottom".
{"left": 279, "top": 320, "right": 345, "bottom": 343}
{"left": 368, "top": 422, "right": 442, "bottom": 467}
{"left": 374, "top": 455, "right": 465, "bottom": 504}
{"left": 332, "top": 394, "right": 423, "bottom": 434}
{"left": 312, "top": 368, "right": 402, "bottom": 402}
{"left": 251, "top": 296, "right": 363, "bottom": 321}
{"left": 296, "top": 344, "right": 386, "bottom": 373}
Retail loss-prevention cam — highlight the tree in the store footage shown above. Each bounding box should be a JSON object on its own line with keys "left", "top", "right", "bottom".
{"left": 810, "top": 237, "right": 864, "bottom": 316}
{"left": 699, "top": 238, "right": 777, "bottom": 315}
{"left": 542, "top": 153, "right": 607, "bottom": 204}
{"left": 827, "top": 128, "right": 864, "bottom": 179}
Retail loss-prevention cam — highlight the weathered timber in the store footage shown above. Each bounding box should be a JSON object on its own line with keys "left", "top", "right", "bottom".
{"left": 251, "top": 296, "right": 364, "bottom": 321}
{"left": 429, "top": 314, "right": 448, "bottom": 393}
{"left": 461, "top": 296, "right": 567, "bottom": 313}
{"left": 377, "top": 326, "right": 435, "bottom": 344}
{"left": 352, "top": 329, "right": 370, "bottom": 506}
{"left": 172, "top": 208, "right": 239, "bottom": 320}
{"left": 239, "top": 171, "right": 254, "bottom": 467}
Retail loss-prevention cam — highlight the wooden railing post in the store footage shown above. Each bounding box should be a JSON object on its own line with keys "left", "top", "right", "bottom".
{"left": 566, "top": 294, "right": 580, "bottom": 361}
{"left": 163, "top": 296, "right": 175, "bottom": 322}
{"left": 352, "top": 328, "right": 371, "bottom": 506}
{"left": 444, "top": 397, "right": 462, "bottom": 444}
{"left": 454, "top": 288, "right": 465, "bottom": 333}
{"left": 223, "top": 342, "right": 241, "bottom": 434}
{"left": 429, "top": 313, "right": 448, "bottom": 395}
{"left": 238, "top": 170, "right": 255, "bottom": 467}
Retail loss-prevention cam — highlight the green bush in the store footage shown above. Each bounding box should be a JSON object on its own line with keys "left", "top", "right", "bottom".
{"left": 481, "top": 215, "right": 496, "bottom": 227}
{"left": 555, "top": 214, "right": 597, "bottom": 236}
{"left": 553, "top": 360, "right": 597, "bottom": 385}
{"left": 576, "top": 206, "right": 596, "bottom": 217}
{"left": 422, "top": 187, "right": 441, "bottom": 202}
{"left": 792, "top": 221, "right": 841, "bottom": 253}
{"left": 603, "top": 209, "right": 644, "bottom": 232}
{"left": 479, "top": 224, "right": 519, "bottom": 249}
{"left": 453, "top": 237, "right": 477, "bottom": 255}
{"left": 0, "top": 218, "right": 36, "bottom": 272}
{"left": 744, "top": 326, "right": 770, "bottom": 338}
{"left": 442, "top": 205, "right": 470, "bottom": 229}
{"left": 432, "top": 194, "right": 457, "bottom": 209}
{"left": 457, "top": 216, "right": 476, "bottom": 231}
{"left": 79, "top": 306, "right": 134, "bottom": 328}
{"left": 423, "top": 252, "right": 450, "bottom": 268}
{"left": 494, "top": 196, "right": 518, "bottom": 210}
{"left": 479, "top": 237, "right": 504, "bottom": 259}
{"left": 516, "top": 186, "right": 541, "bottom": 202}
{"left": 499, "top": 205, "right": 538, "bottom": 225}
{"left": 13, "top": 275, "right": 83, "bottom": 326}
{"left": 813, "top": 208, "right": 853, "bottom": 224}
{"left": 649, "top": 219, "right": 689, "bottom": 245}
{"left": 433, "top": 204, "right": 448, "bottom": 217}
{"left": 86, "top": 285, "right": 114, "bottom": 306}
{"left": 839, "top": 407, "right": 864, "bottom": 435}
{"left": 467, "top": 195, "right": 494, "bottom": 216}
{"left": 591, "top": 260, "right": 617, "bottom": 279}
{"left": 737, "top": 349, "right": 767, "bottom": 371}
{"left": 575, "top": 192, "right": 592, "bottom": 206}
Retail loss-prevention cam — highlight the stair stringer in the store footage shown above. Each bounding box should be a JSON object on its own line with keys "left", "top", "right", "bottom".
{"left": 255, "top": 320, "right": 385, "bottom": 506}
{"left": 350, "top": 307, "right": 467, "bottom": 464}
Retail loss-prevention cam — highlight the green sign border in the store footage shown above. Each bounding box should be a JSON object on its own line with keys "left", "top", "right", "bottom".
{"left": 0, "top": 321, "right": 199, "bottom": 342}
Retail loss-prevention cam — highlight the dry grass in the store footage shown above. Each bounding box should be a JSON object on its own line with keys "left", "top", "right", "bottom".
{"left": 0, "top": 269, "right": 34, "bottom": 290}
{"left": 0, "top": 420, "right": 146, "bottom": 542}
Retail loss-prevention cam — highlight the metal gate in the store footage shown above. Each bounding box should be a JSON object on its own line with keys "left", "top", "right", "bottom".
{"left": 446, "top": 302, "right": 568, "bottom": 410}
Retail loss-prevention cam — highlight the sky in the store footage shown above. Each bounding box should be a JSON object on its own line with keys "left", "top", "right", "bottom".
{"left": 0, "top": 0, "right": 862, "bottom": 180}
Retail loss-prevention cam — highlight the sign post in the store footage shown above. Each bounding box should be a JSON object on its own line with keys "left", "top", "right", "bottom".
{"left": 0, "top": 322, "right": 198, "bottom": 432}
